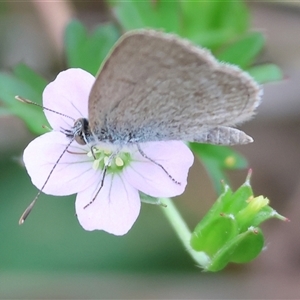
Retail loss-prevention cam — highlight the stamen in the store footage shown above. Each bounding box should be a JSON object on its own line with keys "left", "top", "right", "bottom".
{"left": 93, "top": 159, "right": 101, "bottom": 170}
{"left": 115, "top": 156, "right": 124, "bottom": 167}
{"left": 84, "top": 148, "right": 124, "bottom": 209}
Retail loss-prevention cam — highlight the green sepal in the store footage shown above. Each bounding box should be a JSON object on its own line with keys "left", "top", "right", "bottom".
{"left": 229, "top": 227, "right": 264, "bottom": 264}
{"left": 190, "top": 172, "right": 287, "bottom": 271}
{"left": 190, "top": 213, "right": 238, "bottom": 257}
{"left": 221, "top": 175, "right": 253, "bottom": 214}
{"left": 207, "top": 227, "right": 264, "bottom": 271}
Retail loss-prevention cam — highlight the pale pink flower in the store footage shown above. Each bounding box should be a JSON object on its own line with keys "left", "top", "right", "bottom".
{"left": 23, "top": 69, "right": 194, "bottom": 235}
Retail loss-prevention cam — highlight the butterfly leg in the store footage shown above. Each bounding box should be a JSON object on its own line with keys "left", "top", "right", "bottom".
{"left": 83, "top": 166, "right": 108, "bottom": 209}
{"left": 90, "top": 145, "right": 97, "bottom": 159}
{"left": 83, "top": 149, "right": 121, "bottom": 209}
{"left": 137, "top": 144, "right": 181, "bottom": 185}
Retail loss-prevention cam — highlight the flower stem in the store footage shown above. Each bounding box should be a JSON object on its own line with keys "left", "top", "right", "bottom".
{"left": 160, "top": 197, "right": 210, "bottom": 267}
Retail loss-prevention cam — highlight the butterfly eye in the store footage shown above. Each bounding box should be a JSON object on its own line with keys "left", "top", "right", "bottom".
{"left": 75, "top": 134, "right": 87, "bottom": 145}
{"left": 73, "top": 118, "right": 92, "bottom": 145}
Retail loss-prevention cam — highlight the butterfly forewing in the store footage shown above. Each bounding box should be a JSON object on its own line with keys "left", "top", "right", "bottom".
{"left": 88, "top": 30, "right": 261, "bottom": 144}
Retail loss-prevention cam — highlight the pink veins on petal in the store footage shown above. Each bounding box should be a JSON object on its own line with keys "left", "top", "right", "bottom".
{"left": 22, "top": 68, "right": 194, "bottom": 235}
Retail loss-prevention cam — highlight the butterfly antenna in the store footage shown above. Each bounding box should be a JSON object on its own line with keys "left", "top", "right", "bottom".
{"left": 15, "top": 95, "right": 75, "bottom": 122}
{"left": 19, "top": 137, "right": 75, "bottom": 225}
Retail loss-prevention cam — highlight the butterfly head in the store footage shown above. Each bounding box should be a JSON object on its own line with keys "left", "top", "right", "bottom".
{"left": 72, "top": 118, "right": 94, "bottom": 145}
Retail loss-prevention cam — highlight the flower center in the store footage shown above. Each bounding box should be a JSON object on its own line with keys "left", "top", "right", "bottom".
{"left": 87, "top": 146, "right": 132, "bottom": 174}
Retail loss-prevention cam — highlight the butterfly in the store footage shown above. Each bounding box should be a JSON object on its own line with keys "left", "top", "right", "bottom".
{"left": 70, "top": 29, "right": 262, "bottom": 148}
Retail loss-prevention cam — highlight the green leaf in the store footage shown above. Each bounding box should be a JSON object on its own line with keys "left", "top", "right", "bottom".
{"left": 64, "top": 20, "right": 86, "bottom": 66}
{"left": 110, "top": 1, "right": 145, "bottom": 29}
{"left": 216, "top": 32, "right": 265, "bottom": 68}
{"left": 110, "top": 1, "right": 180, "bottom": 33}
{"left": 13, "top": 63, "right": 47, "bottom": 99}
{"left": 108, "top": 0, "right": 282, "bottom": 84}
{"left": 206, "top": 2, "right": 249, "bottom": 33}
{"left": 110, "top": 1, "right": 250, "bottom": 50}
{"left": 179, "top": 1, "right": 249, "bottom": 49}
{"left": 189, "top": 143, "right": 248, "bottom": 193}
{"left": 247, "top": 63, "right": 283, "bottom": 84}
{"left": 179, "top": 1, "right": 217, "bottom": 33}
{"left": 65, "top": 20, "right": 120, "bottom": 75}
{"left": 187, "top": 28, "right": 240, "bottom": 50}
{"left": 0, "top": 67, "right": 48, "bottom": 135}
{"left": 226, "top": 1, "right": 249, "bottom": 34}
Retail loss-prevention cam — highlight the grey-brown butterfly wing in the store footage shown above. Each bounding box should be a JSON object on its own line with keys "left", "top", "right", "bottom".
{"left": 88, "top": 29, "right": 262, "bottom": 145}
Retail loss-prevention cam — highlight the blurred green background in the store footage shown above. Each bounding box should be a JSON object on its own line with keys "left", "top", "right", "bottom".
{"left": 1, "top": 1, "right": 300, "bottom": 298}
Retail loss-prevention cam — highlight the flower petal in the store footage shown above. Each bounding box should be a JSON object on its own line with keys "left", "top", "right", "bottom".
{"left": 43, "top": 68, "right": 94, "bottom": 130}
{"left": 76, "top": 174, "right": 141, "bottom": 235}
{"left": 124, "top": 141, "right": 194, "bottom": 197}
{"left": 23, "top": 131, "right": 99, "bottom": 196}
